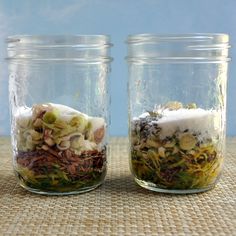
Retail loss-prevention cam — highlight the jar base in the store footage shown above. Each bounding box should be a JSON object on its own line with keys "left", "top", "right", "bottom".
{"left": 134, "top": 177, "right": 216, "bottom": 194}
{"left": 18, "top": 181, "right": 103, "bottom": 196}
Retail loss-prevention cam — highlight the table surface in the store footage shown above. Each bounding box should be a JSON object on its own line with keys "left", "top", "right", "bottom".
{"left": 0, "top": 137, "right": 236, "bottom": 236}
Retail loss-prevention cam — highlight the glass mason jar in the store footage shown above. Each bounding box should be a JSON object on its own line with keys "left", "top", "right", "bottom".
{"left": 7, "top": 35, "right": 113, "bottom": 195}
{"left": 126, "top": 34, "right": 230, "bottom": 194}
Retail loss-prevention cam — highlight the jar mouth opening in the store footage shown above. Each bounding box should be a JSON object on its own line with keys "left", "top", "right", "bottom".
{"left": 126, "top": 33, "right": 229, "bottom": 44}
{"left": 6, "top": 34, "right": 113, "bottom": 48}
{"left": 6, "top": 35, "right": 113, "bottom": 62}
{"left": 126, "top": 33, "right": 230, "bottom": 63}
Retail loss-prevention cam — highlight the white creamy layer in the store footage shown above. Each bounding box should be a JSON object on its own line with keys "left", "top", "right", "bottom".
{"left": 136, "top": 108, "right": 221, "bottom": 139}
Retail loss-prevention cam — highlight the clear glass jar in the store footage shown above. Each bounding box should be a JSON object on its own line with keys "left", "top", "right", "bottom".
{"left": 126, "top": 34, "right": 230, "bottom": 194}
{"left": 7, "top": 35, "right": 113, "bottom": 195}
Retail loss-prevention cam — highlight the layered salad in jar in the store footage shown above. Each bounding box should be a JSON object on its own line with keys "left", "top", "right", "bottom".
{"left": 13, "top": 103, "right": 107, "bottom": 194}
{"left": 130, "top": 101, "right": 224, "bottom": 192}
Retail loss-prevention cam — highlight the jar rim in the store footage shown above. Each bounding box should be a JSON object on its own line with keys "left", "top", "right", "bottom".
{"left": 126, "top": 33, "right": 230, "bottom": 63}
{"left": 126, "top": 33, "right": 229, "bottom": 44}
{"left": 6, "top": 34, "right": 113, "bottom": 62}
{"left": 6, "top": 34, "right": 112, "bottom": 48}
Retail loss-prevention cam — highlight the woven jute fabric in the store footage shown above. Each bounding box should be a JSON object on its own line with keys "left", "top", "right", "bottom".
{"left": 0, "top": 137, "right": 235, "bottom": 236}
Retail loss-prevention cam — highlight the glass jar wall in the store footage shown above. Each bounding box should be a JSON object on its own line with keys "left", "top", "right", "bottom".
{"left": 126, "top": 34, "right": 230, "bottom": 194}
{"left": 7, "top": 35, "right": 113, "bottom": 195}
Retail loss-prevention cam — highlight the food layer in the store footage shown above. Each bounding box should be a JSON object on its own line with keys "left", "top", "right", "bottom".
{"left": 13, "top": 103, "right": 106, "bottom": 193}
{"left": 130, "top": 102, "right": 223, "bottom": 190}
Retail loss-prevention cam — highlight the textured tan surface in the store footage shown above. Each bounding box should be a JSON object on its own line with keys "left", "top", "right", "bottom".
{"left": 0, "top": 137, "right": 236, "bottom": 236}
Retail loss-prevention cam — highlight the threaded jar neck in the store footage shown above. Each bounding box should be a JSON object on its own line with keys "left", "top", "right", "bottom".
{"left": 126, "top": 33, "right": 230, "bottom": 63}
{"left": 6, "top": 35, "right": 113, "bottom": 63}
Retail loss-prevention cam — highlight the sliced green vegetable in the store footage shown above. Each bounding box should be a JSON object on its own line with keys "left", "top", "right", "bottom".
{"left": 43, "top": 110, "right": 58, "bottom": 124}
{"left": 179, "top": 133, "right": 197, "bottom": 151}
